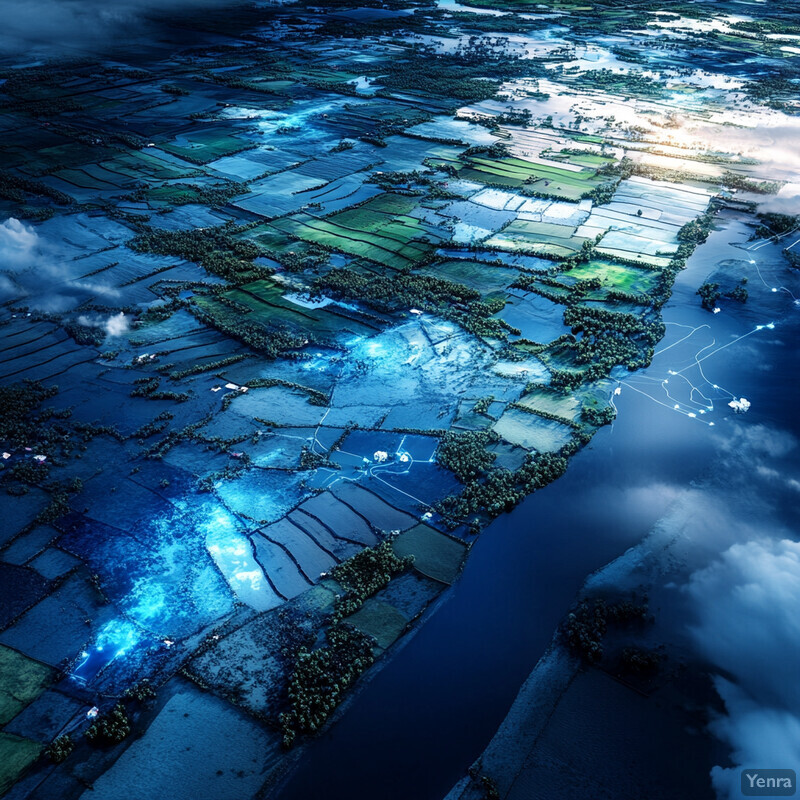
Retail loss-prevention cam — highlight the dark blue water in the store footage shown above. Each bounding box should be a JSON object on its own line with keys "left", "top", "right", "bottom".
{"left": 276, "top": 217, "right": 800, "bottom": 800}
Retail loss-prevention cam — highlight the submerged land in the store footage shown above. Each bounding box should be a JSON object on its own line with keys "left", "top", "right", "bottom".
{"left": 0, "top": 0, "right": 799, "bottom": 798}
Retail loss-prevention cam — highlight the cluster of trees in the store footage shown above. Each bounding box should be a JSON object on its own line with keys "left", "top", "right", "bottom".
{"left": 754, "top": 212, "right": 798, "bottom": 239}
{"left": 85, "top": 703, "right": 131, "bottom": 744}
{"left": 721, "top": 171, "right": 781, "bottom": 195}
{"left": 697, "top": 279, "right": 748, "bottom": 310}
{"left": 246, "top": 377, "right": 329, "bottom": 407}
{"left": 620, "top": 646, "right": 661, "bottom": 675}
{"left": 574, "top": 69, "right": 662, "bottom": 97}
{"left": 564, "top": 597, "right": 649, "bottom": 664}
{"left": 696, "top": 282, "right": 721, "bottom": 310}
{"left": 0, "top": 381, "right": 74, "bottom": 465}
{"left": 130, "top": 377, "right": 189, "bottom": 403}
{"left": 374, "top": 41, "right": 534, "bottom": 109}
{"left": 581, "top": 404, "right": 616, "bottom": 427}
{"left": 280, "top": 624, "right": 375, "bottom": 747}
{"left": 44, "top": 734, "right": 74, "bottom": 764}
{"left": 677, "top": 211, "right": 715, "bottom": 245}
{"left": 134, "top": 181, "right": 248, "bottom": 209}
{"left": 744, "top": 73, "right": 797, "bottom": 111}
{"left": 0, "top": 169, "right": 74, "bottom": 207}
{"left": 189, "top": 304, "right": 307, "bottom": 359}
{"left": 129, "top": 223, "right": 270, "bottom": 284}
{"left": 315, "top": 268, "right": 478, "bottom": 311}
{"left": 313, "top": 268, "right": 510, "bottom": 339}
{"left": 563, "top": 305, "right": 662, "bottom": 373}
{"left": 437, "top": 450, "right": 569, "bottom": 522}
{"left": 472, "top": 395, "right": 495, "bottom": 415}
{"left": 330, "top": 539, "right": 413, "bottom": 623}
{"left": 168, "top": 353, "right": 250, "bottom": 380}
{"left": 63, "top": 322, "right": 106, "bottom": 348}
{"left": 436, "top": 430, "right": 497, "bottom": 483}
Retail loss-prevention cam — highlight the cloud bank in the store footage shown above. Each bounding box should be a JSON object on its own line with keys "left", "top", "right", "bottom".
{"left": 0, "top": 216, "right": 123, "bottom": 319}
{"left": 685, "top": 538, "right": 800, "bottom": 799}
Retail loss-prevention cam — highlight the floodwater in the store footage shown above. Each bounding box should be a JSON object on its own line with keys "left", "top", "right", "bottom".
{"left": 276, "top": 212, "right": 800, "bottom": 800}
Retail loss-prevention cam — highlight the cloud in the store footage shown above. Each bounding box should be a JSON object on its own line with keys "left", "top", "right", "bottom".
{"left": 716, "top": 422, "right": 797, "bottom": 460}
{"left": 709, "top": 680, "right": 800, "bottom": 800}
{"left": 757, "top": 183, "right": 800, "bottom": 217}
{"left": 685, "top": 539, "right": 800, "bottom": 799}
{"left": 104, "top": 312, "right": 130, "bottom": 336}
{"left": 0, "top": 216, "right": 120, "bottom": 312}
{"left": 0, "top": 0, "right": 254, "bottom": 56}
{"left": 0, "top": 217, "right": 41, "bottom": 266}
{"left": 77, "top": 311, "right": 131, "bottom": 338}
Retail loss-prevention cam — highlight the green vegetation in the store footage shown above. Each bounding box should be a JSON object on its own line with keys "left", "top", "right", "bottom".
{"left": 129, "top": 224, "right": 270, "bottom": 284}
{"left": 564, "top": 597, "right": 649, "bottom": 664}
{"left": 331, "top": 540, "right": 413, "bottom": 623}
{"left": 472, "top": 395, "right": 495, "bottom": 415}
{"left": 697, "top": 282, "right": 721, "bottom": 310}
{"left": 44, "top": 734, "right": 74, "bottom": 764}
{"left": 280, "top": 624, "right": 375, "bottom": 747}
{"left": 86, "top": 703, "right": 131, "bottom": 745}
{"left": 436, "top": 430, "right": 497, "bottom": 483}
{"left": 438, "top": 450, "right": 569, "bottom": 522}
{"left": 392, "top": 525, "right": 467, "bottom": 585}
{"left": 313, "top": 269, "right": 510, "bottom": 338}
{"left": 374, "top": 41, "right": 535, "bottom": 108}
{"left": 0, "top": 733, "right": 42, "bottom": 796}
{"left": 0, "top": 647, "right": 53, "bottom": 724}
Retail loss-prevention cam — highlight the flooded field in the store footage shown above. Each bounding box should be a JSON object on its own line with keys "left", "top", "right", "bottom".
{"left": 0, "top": 0, "right": 798, "bottom": 798}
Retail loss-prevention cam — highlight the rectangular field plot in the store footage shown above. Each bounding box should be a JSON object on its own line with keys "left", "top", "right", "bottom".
{"left": 392, "top": 524, "right": 468, "bottom": 585}
{"left": 485, "top": 219, "right": 589, "bottom": 258}
{"left": 578, "top": 177, "right": 713, "bottom": 265}
{"left": 564, "top": 259, "right": 661, "bottom": 299}
{"left": 516, "top": 388, "right": 583, "bottom": 423}
{"left": 453, "top": 156, "right": 604, "bottom": 200}
{"left": 493, "top": 407, "right": 574, "bottom": 452}
{"left": 346, "top": 598, "right": 409, "bottom": 652}
{"left": 0, "top": 733, "right": 42, "bottom": 796}
{"left": 159, "top": 127, "right": 256, "bottom": 164}
{"left": 215, "top": 279, "right": 384, "bottom": 340}
{"left": 0, "top": 646, "right": 54, "bottom": 725}
{"left": 270, "top": 193, "right": 446, "bottom": 269}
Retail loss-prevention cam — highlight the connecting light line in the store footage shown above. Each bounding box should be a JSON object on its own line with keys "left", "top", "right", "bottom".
{"left": 616, "top": 318, "right": 778, "bottom": 426}
{"left": 745, "top": 232, "right": 799, "bottom": 302}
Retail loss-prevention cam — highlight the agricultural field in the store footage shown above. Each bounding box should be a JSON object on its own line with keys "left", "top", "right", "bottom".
{"left": 0, "top": 0, "right": 796, "bottom": 798}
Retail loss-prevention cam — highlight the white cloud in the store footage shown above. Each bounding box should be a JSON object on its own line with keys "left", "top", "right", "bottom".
{"left": 76, "top": 311, "right": 131, "bottom": 338}
{"left": 717, "top": 422, "right": 797, "bottom": 460}
{"left": 0, "top": 217, "right": 41, "bottom": 266}
{"left": 104, "top": 312, "right": 130, "bottom": 337}
{"left": 685, "top": 539, "right": 800, "bottom": 799}
{"left": 0, "top": 216, "right": 120, "bottom": 311}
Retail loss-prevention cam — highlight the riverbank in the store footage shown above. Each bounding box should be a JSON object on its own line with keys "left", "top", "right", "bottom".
{"left": 442, "top": 211, "right": 800, "bottom": 799}
{"left": 274, "top": 209, "right": 800, "bottom": 800}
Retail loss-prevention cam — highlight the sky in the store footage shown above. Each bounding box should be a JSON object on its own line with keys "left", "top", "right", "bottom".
{"left": 0, "top": 0, "right": 246, "bottom": 56}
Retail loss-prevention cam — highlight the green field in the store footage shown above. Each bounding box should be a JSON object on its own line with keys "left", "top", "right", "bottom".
{"left": 0, "top": 646, "right": 54, "bottom": 725}
{"left": 346, "top": 598, "right": 409, "bottom": 652}
{"left": 516, "top": 388, "right": 583, "bottom": 423}
{"left": 565, "top": 259, "right": 661, "bottom": 298}
{"left": 270, "top": 193, "right": 446, "bottom": 269}
{"left": 0, "top": 733, "right": 42, "bottom": 795}
{"left": 392, "top": 525, "right": 468, "bottom": 585}
{"left": 486, "top": 220, "right": 589, "bottom": 258}
{"left": 455, "top": 156, "right": 604, "bottom": 200}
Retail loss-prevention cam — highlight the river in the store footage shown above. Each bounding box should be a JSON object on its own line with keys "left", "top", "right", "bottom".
{"left": 275, "top": 212, "right": 800, "bottom": 800}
